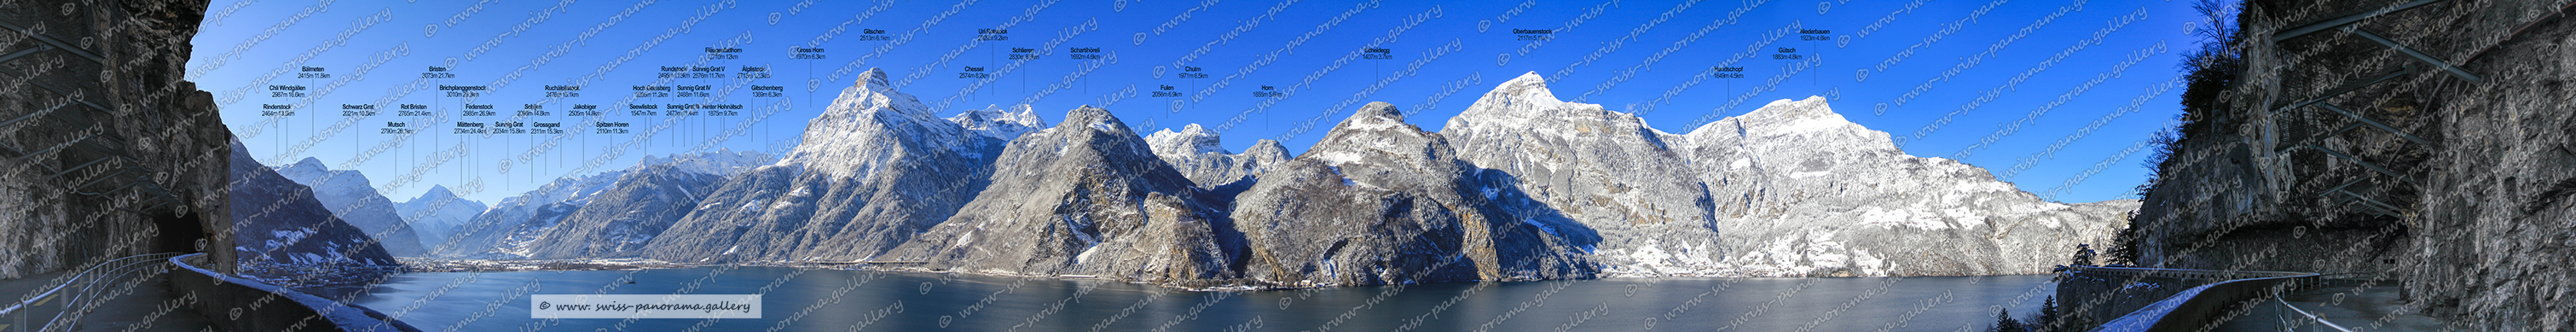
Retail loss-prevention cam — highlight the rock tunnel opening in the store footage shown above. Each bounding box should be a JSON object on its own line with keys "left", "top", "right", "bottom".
{"left": 152, "top": 211, "right": 207, "bottom": 253}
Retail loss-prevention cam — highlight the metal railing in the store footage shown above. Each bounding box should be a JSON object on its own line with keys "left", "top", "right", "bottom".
{"left": 2085, "top": 268, "right": 2319, "bottom": 332}
{"left": 2272, "top": 286, "right": 2358, "bottom": 332}
{"left": 0, "top": 252, "right": 183, "bottom": 332}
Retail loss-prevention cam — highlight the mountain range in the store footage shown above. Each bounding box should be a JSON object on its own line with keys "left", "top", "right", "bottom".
{"left": 274, "top": 157, "right": 428, "bottom": 256}
{"left": 414, "top": 68, "right": 2133, "bottom": 287}
{"left": 431, "top": 149, "right": 772, "bottom": 259}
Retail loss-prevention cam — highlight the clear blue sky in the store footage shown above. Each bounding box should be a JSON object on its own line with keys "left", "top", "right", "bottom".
{"left": 194, "top": 0, "right": 2203, "bottom": 204}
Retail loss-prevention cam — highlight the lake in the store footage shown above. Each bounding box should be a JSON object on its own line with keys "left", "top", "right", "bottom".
{"left": 339, "top": 267, "right": 2056, "bottom": 331}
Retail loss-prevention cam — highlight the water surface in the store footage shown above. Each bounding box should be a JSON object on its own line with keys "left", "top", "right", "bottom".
{"left": 343, "top": 267, "right": 2054, "bottom": 331}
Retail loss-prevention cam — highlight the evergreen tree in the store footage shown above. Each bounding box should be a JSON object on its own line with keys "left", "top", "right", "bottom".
{"left": 2038, "top": 296, "right": 2063, "bottom": 332}
{"left": 2072, "top": 244, "right": 2097, "bottom": 266}
{"left": 1990, "top": 308, "right": 2030, "bottom": 332}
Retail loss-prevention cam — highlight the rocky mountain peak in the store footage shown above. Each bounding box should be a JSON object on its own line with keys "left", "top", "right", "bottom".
{"left": 1445, "top": 72, "right": 1630, "bottom": 138}
{"left": 1490, "top": 71, "right": 1557, "bottom": 102}
{"left": 417, "top": 184, "right": 456, "bottom": 200}
{"left": 1685, "top": 96, "right": 1893, "bottom": 153}
{"left": 819, "top": 67, "right": 932, "bottom": 119}
{"left": 1056, "top": 105, "right": 1133, "bottom": 136}
{"left": 1149, "top": 125, "right": 1294, "bottom": 189}
{"left": 1308, "top": 102, "right": 1446, "bottom": 166}
{"left": 286, "top": 156, "right": 327, "bottom": 172}
{"left": 1355, "top": 101, "right": 1405, "bottom": 121}
{"left": 862, "top": 67, "right": 892, "bottom": 88}
{"left": 1242, "top": 139, "right": 1290, "bottom": 160}
{"left": 781, "top": 67, "right": 968, "bottom": 176}
{"left": 1147, "top": 124, "right": 1228, "bottom": 157}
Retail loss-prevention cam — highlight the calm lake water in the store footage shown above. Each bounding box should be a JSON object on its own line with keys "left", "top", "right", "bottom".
{"left": 339, "top": 267, "right": 2055, "bottom": 331}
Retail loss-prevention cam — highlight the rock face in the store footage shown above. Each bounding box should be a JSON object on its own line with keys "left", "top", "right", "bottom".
{"left": 1675, "top": 96, "right": 2133, "bottom": 277}
{"left": 1147, "top": 124, "right": 1292, "bottom": 189}
{"left": 877, "top": 107, "right": 1242, "bottom": 283}
{"left": 393, "top": 185, "right": 485, "bottom": 248}
{"left": 431, "top": 150, "right": 768, "bottom": 259}
{"left": 1232, "top": 102, "right": 1595, "bottom": 287}
{"left": 225, "top": 139, "right": 400, "bottom": 277}
{"left": 0, "top": 0, "right": 239, "bottom": 277}
{"left": 2121, "top": 2, "right": 2576, "bottom": 329}
{"left": 273, "top": 158, "right": 427, "bottom": 256}
{"left": 641, "top": 68, "right": 1021, "bottom": 263}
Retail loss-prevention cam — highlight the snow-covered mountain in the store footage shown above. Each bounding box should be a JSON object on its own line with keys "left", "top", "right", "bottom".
{"left": 226, "top": 138, "right": 400, "bottom": 277}
{"left": 1444, "top": 72, "right": 2130, "bottom": 277}
{"left": 518, "top": 163, "right": 735, "bottom": 259}
{"left": 1441, "top": 72, "right": 1724, "bottom": 276}
{"left": 640, "top": 68, "right": 1022, "bottom": 263}
{"left": 948, "top": 104, "right": 1049, "bottom": 142}
{"left": 431, "top": 149, "right": 770, "bottom": 259}
{"left": 1670, "top": 95, "right": 2133, "bottom": 277}
{"left": 393, "top": 184, "right": 484, "bottom": 247}
{"left": 877, "top": 106, "right": 1241, "bottom": 283}
{"left": 1146, "top": 124, "right": 1291, "bottom": 189}
{"left": 272, "top": 157, "right": 427, "bottom": 256}
{"left": 431, "top": 169, "right": 623, "bottom": 257}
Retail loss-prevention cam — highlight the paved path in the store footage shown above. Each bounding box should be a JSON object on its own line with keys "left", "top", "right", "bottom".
{"left": 68, "top": 273, "right": 212, "bottom": 332}
{"left": 3, "top": 270, "right": 214, "bottom": 332}
{"left": 3, "top": 271, "right": 73, "bottom": 332}
{"left": 2211, "top": 282, "right": 2456, "bottom": 331}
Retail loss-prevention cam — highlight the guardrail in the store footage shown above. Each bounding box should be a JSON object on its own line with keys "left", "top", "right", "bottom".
{"left": 2067, "top": 266, "right": 2321, "bottom": 332}
{"left": 166, "top": 253, "right": 421, "bottom": 332}
{"left": 0, "top": 252, "right": 184, "bottom": 332}
{"left": 2272, "top": 287, "right": 2357, "bottom": 332}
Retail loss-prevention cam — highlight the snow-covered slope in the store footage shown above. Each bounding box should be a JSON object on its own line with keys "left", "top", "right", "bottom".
{"left": 273, "top": 157, "right": 427, "bottom": 256}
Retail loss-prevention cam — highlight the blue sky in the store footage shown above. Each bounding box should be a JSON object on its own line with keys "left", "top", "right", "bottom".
{"left": 194, "top": 0, "right": 2202, "bottom": 204}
